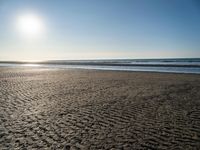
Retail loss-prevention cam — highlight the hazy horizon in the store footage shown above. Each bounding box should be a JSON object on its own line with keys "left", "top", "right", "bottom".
{"left": 0, "top": 0, "right": 200, "bottom": 61}
{"left": 0, "top": 57, "right": 200, "bottom": 62}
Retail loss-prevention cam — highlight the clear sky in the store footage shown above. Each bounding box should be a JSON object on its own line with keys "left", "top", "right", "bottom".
{"left": 0, "top": 0, "right": 200, "bottom": 61}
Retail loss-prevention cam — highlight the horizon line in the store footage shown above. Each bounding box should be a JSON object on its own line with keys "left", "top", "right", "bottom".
{"left": 0, "top": 57, "right": 200, "bottom": 63}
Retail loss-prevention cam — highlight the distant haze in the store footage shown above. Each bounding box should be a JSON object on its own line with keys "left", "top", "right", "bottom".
{"left": 0, "top": 0, "right": 200, "bottom": 61}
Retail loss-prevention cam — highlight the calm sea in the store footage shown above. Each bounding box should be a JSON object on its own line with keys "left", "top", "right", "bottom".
{"left": 0, "top": 58, "right": 200, "bottom": 74}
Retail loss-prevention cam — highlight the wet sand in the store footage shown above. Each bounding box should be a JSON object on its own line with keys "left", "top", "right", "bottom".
{"left": 0, "top": 67, "right": 200, "bottom": 149}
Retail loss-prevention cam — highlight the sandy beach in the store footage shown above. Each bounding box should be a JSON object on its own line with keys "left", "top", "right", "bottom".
{"left": 0, "top": 67, "right": 200, "bottom": 149}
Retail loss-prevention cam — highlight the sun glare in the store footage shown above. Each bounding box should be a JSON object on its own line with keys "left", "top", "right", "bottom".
{"left": 16, "top": 13, "right": 44, "bottom": 38}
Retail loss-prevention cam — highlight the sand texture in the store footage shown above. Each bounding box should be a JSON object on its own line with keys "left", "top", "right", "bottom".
{"left": 0, "top": 67, "right": 200, "bottom": 149}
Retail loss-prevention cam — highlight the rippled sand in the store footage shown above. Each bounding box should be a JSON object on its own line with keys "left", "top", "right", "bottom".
{"left": 0, "top": 67, "right": 200, "bottom": 149}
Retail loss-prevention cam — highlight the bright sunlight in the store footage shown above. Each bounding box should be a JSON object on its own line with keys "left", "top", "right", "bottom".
{"left": 16, "top": 13, "right": 44, "bottom": 38}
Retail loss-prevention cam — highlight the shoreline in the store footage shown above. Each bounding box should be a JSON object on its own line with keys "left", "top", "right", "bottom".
{"left": 0, "top": 64, "right": 200, "bottom": 75}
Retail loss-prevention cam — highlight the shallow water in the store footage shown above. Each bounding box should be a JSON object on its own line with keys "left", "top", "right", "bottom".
{"left": 0, "top": 58, "right": 200, "bottom": 74}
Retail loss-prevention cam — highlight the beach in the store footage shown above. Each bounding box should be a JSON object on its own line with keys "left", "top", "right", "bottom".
{"left": 0, "top": 67, "right": 200, "bottom": 149}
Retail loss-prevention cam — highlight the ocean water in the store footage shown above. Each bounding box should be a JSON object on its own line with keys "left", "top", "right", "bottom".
{"left": 0, "top": 58, "right": 200, "bottom": 74}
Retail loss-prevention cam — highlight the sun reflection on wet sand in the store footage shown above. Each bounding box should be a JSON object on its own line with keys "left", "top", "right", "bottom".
{"left": 22, "top": 64, "right": 41, "bottom": 67}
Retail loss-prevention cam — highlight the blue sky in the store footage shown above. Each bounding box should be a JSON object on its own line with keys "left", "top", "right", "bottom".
{"left": 0, "top": 0, "right": 200, "bottom": 61}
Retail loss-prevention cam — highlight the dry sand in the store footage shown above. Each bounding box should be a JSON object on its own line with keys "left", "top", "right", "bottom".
{"left": 0, "top": 67, "right": 200, "bottom": 149}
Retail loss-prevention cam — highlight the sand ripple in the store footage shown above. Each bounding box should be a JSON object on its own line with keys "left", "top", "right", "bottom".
{"left": 0, "top": 67, "right": 200, "bottom": 149}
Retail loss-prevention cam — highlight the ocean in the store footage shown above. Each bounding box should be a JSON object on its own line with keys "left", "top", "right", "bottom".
{"left": 0, "top": 58, "right": 200, "bottom": 74}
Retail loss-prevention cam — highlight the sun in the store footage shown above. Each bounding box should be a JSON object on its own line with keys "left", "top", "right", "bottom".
{"left": 16, "top": 13, "right": 44, "bottom": 38}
